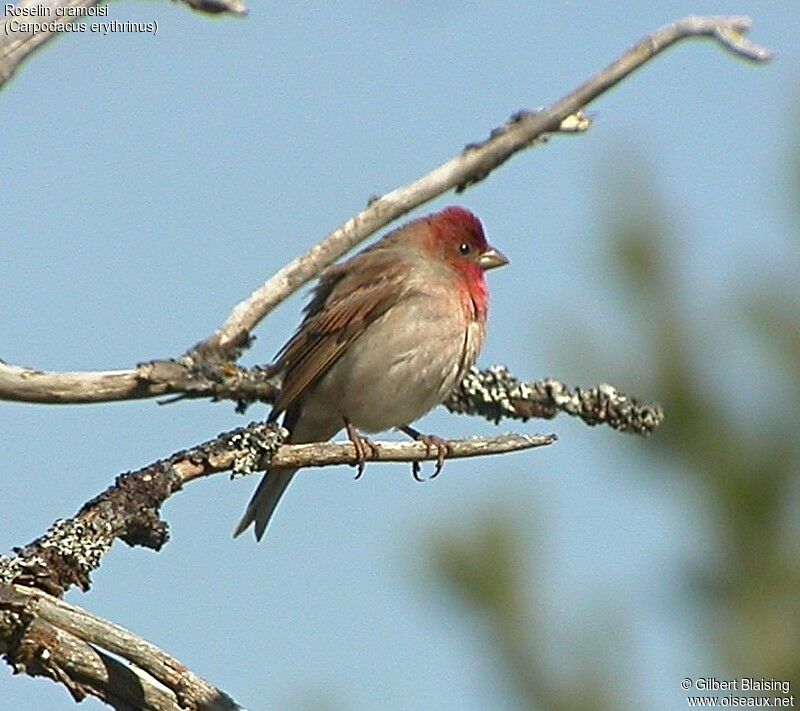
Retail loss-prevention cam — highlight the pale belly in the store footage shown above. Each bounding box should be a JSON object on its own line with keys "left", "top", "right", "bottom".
{"left": 299, "top": 294, "right": 482, "bottom": 434}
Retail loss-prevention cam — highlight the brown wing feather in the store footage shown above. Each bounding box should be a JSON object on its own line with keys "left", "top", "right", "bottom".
{"left": 269, "top": 247, "right": 415, "bottom": 418}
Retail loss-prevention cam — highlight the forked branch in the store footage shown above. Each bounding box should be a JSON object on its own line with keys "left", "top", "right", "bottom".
{"left": 0, "top": 423, "right": 554, "bottom": 596}
{"left": 0, "top": 16, "right": 771, "bottom": 409}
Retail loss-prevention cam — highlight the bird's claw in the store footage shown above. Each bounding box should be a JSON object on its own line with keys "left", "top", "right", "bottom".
{"left": 401, "top": 427, "right": 451, "bottom": 481}
{"left": 420, "top": 433, "right": 450, "bottom": 480}
{"left": 345, "top": 420, "right": 380, "bottom": 480}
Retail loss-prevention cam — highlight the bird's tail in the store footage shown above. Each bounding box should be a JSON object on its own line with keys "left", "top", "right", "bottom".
{"left": 233, "top": 469, "right": 297, "bottom": 541}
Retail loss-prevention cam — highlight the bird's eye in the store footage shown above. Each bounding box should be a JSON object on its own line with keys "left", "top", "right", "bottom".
{"left": 458, "top": 243, "right": 471, "bottom": 255}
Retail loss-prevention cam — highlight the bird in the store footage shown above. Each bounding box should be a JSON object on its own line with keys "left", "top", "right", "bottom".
{"left": 234, "top": 206, "right": 508, "bottom": 540}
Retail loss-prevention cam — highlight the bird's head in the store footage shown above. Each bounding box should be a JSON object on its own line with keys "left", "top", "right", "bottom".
{"left": 428, "top": 206, "right": 508, "bottom": 277}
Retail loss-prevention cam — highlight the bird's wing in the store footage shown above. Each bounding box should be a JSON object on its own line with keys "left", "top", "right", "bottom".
{"left": 269, "top": 250, "right": 415, "bottom": 418}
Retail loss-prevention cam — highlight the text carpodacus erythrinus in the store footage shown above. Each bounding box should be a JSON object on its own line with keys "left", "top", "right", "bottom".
{"left": 234, "top": 207, "right": 508, "bottom": 540}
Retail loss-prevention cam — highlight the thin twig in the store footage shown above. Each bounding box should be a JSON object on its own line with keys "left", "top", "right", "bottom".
{"left": 231, "top": 432, "right": 556, "bottom": 472}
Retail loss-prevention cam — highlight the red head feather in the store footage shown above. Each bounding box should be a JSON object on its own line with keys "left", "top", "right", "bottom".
{"left": 426, "top": 206, "right": 507, "bottom": 320}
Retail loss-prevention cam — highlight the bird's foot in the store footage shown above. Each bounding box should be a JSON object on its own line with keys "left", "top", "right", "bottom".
{"left": 400, "top": 426, "right": 452, "bottom": 481}
{"left": 344, "top": 419, "right": 381, "bottom": 480}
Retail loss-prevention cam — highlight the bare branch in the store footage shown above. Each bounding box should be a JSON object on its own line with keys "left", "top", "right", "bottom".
{"left": 0, "top": 423, "right": 551, "bottom": 705}
{"left": 250, "top": 432, "right": 555, "bottom": 471}
{"left": 0, "top": 422, "right": 554, "bottom": 596}
{"left": 0, "top": 359, "right": 278, "bottom": 406}
{"left": 0, "top": 359, "right": 661, "bottom": 435}
{"left": 0, "top": 361, "right": 167, "bottom": 404}
{"left": 197, "top": 15, "right": 771, "bottom": 354}
{"left": 0, "top": 584, "right": 242, "bottom": 710}
{"left": 0, "top": 0, "right": 246, "bottom": 90}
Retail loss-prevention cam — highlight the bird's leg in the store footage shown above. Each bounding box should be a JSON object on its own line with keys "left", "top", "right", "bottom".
{"left": 344, "top": 418, "right": 380, "bottom": 480}
{"left": 399, "top": 425, "right": 452, "bottom": 481}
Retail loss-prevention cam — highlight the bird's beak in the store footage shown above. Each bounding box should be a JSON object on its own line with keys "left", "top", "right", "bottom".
{"left": 478, "top": 247, "right": 509, "bottom": 271}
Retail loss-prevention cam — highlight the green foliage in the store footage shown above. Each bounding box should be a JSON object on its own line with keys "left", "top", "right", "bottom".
{"left": 431, "top": 514, "right": 616, "bottom": 711}
{"left": 426, "top": 145, "right": 800, "bottom": 705}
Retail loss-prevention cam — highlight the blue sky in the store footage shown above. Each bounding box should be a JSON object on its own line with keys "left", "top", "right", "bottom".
{"left": 1, "top": 3, "right": 797, "bottom": 709}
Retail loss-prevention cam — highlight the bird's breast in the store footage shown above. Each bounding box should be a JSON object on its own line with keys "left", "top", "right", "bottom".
{"left": 301, "top": 290, "right": 484, "bottom": 433}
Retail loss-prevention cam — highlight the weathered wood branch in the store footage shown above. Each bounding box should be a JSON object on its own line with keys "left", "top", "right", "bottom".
{"left": 0, "top": 584, "right": 242, "bottom": 710}
{"left": 0, "top": 423, "right": 555, "bottom": 596}
{"left": 0, "top": 359, "right": 279, "bottom": 406}
{"left": 0, "top": 424, "right": 552, "bottom": 706}
{"left": 446, "top": 367, "right": 663, "bottom": 436}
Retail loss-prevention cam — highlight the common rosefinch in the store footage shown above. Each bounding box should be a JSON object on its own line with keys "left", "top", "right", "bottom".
{"left": 234, "top": 206, "right": 507, "bottom": 540}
